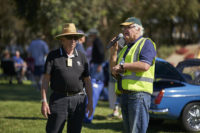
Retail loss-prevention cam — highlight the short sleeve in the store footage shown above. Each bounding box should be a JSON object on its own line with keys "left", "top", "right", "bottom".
{"left": 44, "top": 52, "right": 53, "bottom": 74}
{"left": 44, "top": 43, "right": 49, "bottom": 54}
{"left": 139, "top": 39, "right": 156, "bottom": 65}
{"left": 81, "top": 53, "right": 90, "bottom": 77}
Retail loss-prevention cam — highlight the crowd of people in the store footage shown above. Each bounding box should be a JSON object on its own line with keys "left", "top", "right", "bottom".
{"left": 1, "top": 33, "right": 49, "bottom": 87}
{"left": 0, "top": 16, "right": 157, "bottom": 133}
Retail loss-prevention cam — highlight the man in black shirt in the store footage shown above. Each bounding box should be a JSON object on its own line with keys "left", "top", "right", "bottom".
{"left": 41, "top": 23, "right": 93, "bottom": 133}
{"left": 88, "top": 29, "right": 105, "bottom": 81}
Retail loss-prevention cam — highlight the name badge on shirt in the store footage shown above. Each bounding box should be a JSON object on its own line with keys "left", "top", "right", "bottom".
{"left": 66, "top": 58, "right": 72, "bottom": 67}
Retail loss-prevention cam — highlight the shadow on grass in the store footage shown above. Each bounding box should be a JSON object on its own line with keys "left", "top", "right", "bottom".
{"left": 2, "top": 116, "right": 46, "bottom": 120}
{"left": 83, "top": 121, "right": 123, "bottom": 132}
{"left": 0, "top": 82, "right": 47, "bottom": 102}
{"left": 148, "top": 120, "right": 185, "bottom": 133}
{"left": 93, "top": 114, "right": 108, "bottom": 120}
{"left": 85, "top": 115, "right": 185, "bottom": 133}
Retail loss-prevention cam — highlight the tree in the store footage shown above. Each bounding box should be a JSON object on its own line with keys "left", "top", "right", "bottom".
{"left": 1, "top": 0, "right": 199, "bottom": 49}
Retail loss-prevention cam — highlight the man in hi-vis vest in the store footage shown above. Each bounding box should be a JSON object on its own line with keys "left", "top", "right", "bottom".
{"left": 109, "top": 17, "right": 156, "bottom": 133}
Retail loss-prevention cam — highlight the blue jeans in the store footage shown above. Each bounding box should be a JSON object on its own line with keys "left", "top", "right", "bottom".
{"left": 120, "top": 92, "right": 151, "bottom": 133}
{"left": 90, "top": 63, "right": 104, "bottom": 81}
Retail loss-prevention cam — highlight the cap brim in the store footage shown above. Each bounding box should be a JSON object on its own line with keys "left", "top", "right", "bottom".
{"left": 55, "top": 33, "right": 84, "bottom": 39}
{"left": 120, "top": 22, "right": 134, "bottom": 26}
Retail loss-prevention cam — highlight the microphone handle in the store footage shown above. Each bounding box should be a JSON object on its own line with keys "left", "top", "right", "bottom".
{"left": 106, "top": 37, "right": 120, "bottom": 49}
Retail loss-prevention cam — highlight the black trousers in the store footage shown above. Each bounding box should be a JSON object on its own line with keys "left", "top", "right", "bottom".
{"left": 46, "top": 92, "right": 86, "bottom": 133}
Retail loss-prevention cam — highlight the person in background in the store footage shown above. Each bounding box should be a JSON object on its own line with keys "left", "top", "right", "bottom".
{"left": 109, "top": 17, "right": 156, "bottom": 133}
{"left": 76, "top": 30, "right": 86, "bottom": 55}
{"left": 28, "top": 33, "right": 49, "bottom": 90}
{"left": 85, "top": 37, "right": 93, "bottom": 63}
{"left": 1, "top": 50, "right": 14, "bottom": 84}
{"left": 1, "top": 50, "right": 11, "bottom": 61}
{"left": 88, "top": 28, "right": 105, "bottom": 81}
{"left": 108, "top": 36, "right": 125, "bottom": 118}
{"left": 108, "top": 71, "right": 120, "bottom": 118}
{"left": 6, "top": 37, "right": 24, "bottom": 57}
{"left": 41, "top": 23, "right": 93, "bottom": 133}
{"left": 12, "top": 50, "right": 27, "bottom": 84}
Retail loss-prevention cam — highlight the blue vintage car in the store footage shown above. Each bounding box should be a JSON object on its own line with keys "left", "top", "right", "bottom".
{"left": 149, "top": 58, "right": 200, "bottom": 132}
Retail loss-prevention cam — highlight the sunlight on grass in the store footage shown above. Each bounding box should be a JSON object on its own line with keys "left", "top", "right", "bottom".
{"left": 0, "top": 80, "right": 185, "bottom": 133}
{"left": 0, "top": 79, "right": 32, "bottom": 85}
{"left": 0, "top": 101, "right": 46, "bottom": 133}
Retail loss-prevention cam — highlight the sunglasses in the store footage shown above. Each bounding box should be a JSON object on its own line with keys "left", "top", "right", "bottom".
{"left": 65, "top": 36, "right": 80, "bottom": 40}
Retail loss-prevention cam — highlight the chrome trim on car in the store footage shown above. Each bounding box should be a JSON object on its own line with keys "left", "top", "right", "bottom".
{"left": 149, "top": 108, "right": 169, "bottom": 114}
{"left": 165, "top": 94, "right": 200, "bottom": 98}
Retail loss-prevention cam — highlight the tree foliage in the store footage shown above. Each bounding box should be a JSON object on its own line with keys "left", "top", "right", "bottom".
{"left": 0, "top": 0, "right": 200, "bottom": 48}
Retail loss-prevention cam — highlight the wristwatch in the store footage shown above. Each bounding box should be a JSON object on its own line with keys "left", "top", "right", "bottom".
{"left": 120, "top": 61, "right": 124, "bottom": 70}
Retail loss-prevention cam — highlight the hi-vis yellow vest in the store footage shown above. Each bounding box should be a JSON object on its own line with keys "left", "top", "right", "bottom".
{"left": 115, "top": 37, "right": 156, "bottom": 95}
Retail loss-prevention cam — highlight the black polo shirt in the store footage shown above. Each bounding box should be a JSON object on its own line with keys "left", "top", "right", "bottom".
{"left": 44, "top": 47, "right": 90, "bottom": 92}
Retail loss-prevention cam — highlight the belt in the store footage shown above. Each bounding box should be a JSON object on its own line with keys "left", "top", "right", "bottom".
{"left": 120, "top": 90, "right": 151, "bottom": 95}
{"left": 54, "top": 90, "right": 85, "bottom": 97}
{"left": 120, "top": 90, "right": 137, "bottom": 94}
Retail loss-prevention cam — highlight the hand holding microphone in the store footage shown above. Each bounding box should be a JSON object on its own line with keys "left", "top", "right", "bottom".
{"left": 106, "top": 33, "right": 124, "bottom": 49}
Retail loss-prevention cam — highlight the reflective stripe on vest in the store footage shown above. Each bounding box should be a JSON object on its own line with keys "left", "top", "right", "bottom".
{"left": 122, "top": 73, "right": 153, "bottom": 83}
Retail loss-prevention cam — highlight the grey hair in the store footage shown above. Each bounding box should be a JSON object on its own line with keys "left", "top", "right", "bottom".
{"left": 133, "top": 24, "right": 144, "bottom": 36}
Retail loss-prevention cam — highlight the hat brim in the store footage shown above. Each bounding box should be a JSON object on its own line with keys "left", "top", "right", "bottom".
{"left": 120, "top": 22, "right": 134, "bottom": 26}
{"left": 55, "top": 33, "right": 84, "bottom": 39}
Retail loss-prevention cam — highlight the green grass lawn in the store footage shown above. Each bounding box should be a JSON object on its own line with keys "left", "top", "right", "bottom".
{"left": 0, "top": 79, "right": 185, "bottom": 133}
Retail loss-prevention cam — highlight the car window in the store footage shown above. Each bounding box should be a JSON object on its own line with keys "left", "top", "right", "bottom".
{"left": 155, "top": 60, "right": 185, "bottom": 81}
{"left": 176, "top": 59, "right": 200, "bottom": 85}
{"left": 182, "top": 66, "right": 200, "bottom": 85}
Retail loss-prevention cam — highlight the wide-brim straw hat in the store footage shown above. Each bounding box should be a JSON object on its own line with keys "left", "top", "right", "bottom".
{"left": 55, "top": 23, "right": 84, "bottom": 39}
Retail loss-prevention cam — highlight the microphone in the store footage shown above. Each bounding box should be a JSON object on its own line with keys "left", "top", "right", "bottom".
{"left": 106, "top": 33, "right": 124, "bottom": 49}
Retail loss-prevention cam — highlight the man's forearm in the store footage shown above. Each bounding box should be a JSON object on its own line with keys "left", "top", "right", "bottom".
{"left": 124, "top": 61, "right": 150, "bottom": 72}
{"left": 41, "top": 74, "right": 50, "bottom": 101}
{"left": 109, "top": 51, "right": 118, "bottom": 72}
{"left": 84, "top": 77, "right": 92, "bottom": 101}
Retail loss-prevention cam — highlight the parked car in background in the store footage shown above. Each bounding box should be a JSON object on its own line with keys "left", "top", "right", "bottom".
{"left": 150, "top": 58, "right": 200, "bottom": 132}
